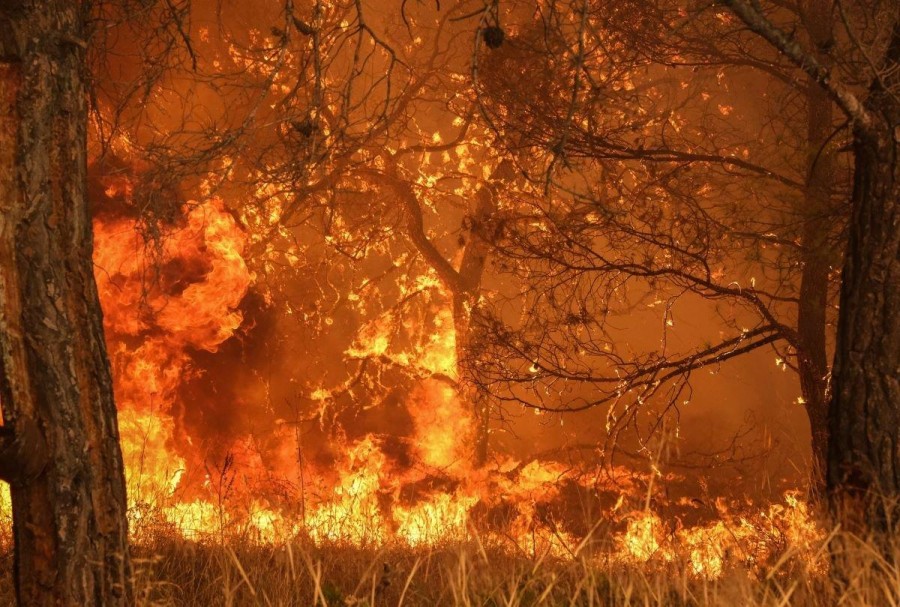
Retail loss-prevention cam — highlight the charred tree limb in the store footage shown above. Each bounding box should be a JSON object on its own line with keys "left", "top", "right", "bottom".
{"left": 573, "top": 142, "right": 805, "bottom": 189}
{"left": 388, "top": 172, "right": 468, "bottom": 294}
{"left": 480, "top": 324, "right": 783, "bottom": 413}
{"left": 376, "top": 158, "right": 514, "bottom": 299}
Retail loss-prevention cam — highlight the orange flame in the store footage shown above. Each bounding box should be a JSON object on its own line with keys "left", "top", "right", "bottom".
{"left": 85, "top": 195, "right": 825, "bottom": 578}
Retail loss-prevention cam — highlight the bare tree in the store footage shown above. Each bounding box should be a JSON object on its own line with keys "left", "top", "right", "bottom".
{"left": 465, "top": 0, "right": 898, "bottom": 551}
{"left": 87, "top": 0, "right": 520, "bottom": 479}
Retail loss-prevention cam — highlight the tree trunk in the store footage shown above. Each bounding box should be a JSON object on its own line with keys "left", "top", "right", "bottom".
{"left": 391, "top": 159, "right": 513, "bottom": 467}
{"left": 826, "top": 22, "right": 900, "bottom": 536}
{"left": 453, "top": 161, "right": 514, "bottom": 466}
{"left": 797, "top": 3, "right": 834, "bottom": 495}
{"left": 452, "top": 293, "right": 491, "bottom": 466}
{"left": 0, "top": 2, "right": 132, "bottom": 604}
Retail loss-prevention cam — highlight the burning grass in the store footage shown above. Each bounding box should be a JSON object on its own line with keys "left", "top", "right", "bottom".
{"left": 125, "top": 537, "right": 897, "bottom": 606}
{"left": 2, "top": 479, "right": 899, "bottom": 605}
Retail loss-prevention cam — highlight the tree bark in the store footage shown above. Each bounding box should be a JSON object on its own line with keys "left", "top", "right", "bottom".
{"left": 387, "top": 159, "right": 513, "bottom": 467}
{"left": 453, "top": 172, "right": 500, "bottom": 467}
{"left": 448, "top": 161, "right": 514, "bottom": 466}
{"left": 0, "top": 1, "right": 132, "bottom": 604}
{"left": 797, "top": 2, "right": 835, "bottom": 495}
{"left": 826, "top": 22, "right": 900, "bottom": 535}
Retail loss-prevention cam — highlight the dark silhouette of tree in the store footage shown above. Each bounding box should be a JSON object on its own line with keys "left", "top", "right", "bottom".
{"left": 703, "top": 0, "right": 899, "bottom": 576}
{"left": 466, "top": 0, "right": 898, "bottom": 560}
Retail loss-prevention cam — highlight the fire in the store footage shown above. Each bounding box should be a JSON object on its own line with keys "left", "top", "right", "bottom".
{"left": 83, "top": 190, "right": 827, "bottom": 578}
{"left": 395, "top": 493, "right": 476, "bottom": 546}
{"left": 408, "top": 380, "right": 472, "bottom": 471}
{"left": 305, "top": 437, "right": 390, "bottom": 546}
{"left": 617, "top": 492, "right": 822, "bottom": 578}
{"left": 94, "top": 197, "right": 253, "bottom": 514}
{"left": 95, "top": 199, "right": 252, "bottom": 350}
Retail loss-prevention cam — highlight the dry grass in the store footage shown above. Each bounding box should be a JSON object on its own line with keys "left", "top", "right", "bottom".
{"left": 117, "top": 528, "right": 900, "bottom": 606}
{"left": 0, "top": 529, "right": 894, "bottom": 605}
{"left": 2, "top": 494, "right": 900, "bottom": 605}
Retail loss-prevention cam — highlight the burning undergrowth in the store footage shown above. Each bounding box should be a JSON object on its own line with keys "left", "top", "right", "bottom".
{"left": 78, "top": 164, "right": 826, "bottom": 580}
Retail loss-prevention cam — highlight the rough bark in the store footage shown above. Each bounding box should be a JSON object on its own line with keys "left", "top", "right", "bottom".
{"left": 0, "top": 1, "right": 132, "bottom": 604}
{"left": 826, "top": 21, "right": 900, "bottom": 534}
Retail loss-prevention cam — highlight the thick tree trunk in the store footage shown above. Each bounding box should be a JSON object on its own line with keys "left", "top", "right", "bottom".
{"left": 0, "top": 2, "right": 132, "bottom": 604}
{"left": 453, "top": 294, "right": 491, "bottom": 466}
{"left": 826, "top": 23, "right": 900, "bottom": 536}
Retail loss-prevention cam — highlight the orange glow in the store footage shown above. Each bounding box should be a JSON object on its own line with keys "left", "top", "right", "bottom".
{"left": 83, "top": 159, "right": 823, "bottom": 579}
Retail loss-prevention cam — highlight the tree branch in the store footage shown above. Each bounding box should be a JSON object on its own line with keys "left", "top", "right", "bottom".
{"left": 720, "top": 0, "right": 874, "bottom": 132}
{"left": 379, "top": 166, "right": 466, "bottom": 294}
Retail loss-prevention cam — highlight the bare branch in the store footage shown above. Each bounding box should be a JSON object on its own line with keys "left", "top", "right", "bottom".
{"left": 720, "top": 0, "right": 874, "bottom": 131}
